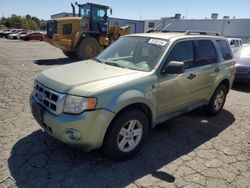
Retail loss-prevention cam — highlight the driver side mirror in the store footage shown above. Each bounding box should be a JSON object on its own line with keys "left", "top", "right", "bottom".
{"left": 161, "top": 61, "right": 185, "bottom": 74}
{"left": 110, "top": 9, "right": 113, "bottom": 15}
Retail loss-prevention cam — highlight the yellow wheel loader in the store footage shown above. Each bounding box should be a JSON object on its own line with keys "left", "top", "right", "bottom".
{"left": 45, "top": 2, "right": 130, "bottom": 60}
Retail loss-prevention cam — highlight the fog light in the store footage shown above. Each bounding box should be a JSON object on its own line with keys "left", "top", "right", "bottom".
{"left": 64, "top": 129, "right": 81, "bottom": 141}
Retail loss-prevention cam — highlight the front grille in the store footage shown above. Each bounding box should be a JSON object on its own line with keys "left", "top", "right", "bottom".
{"left": 34, "top": 82, "right": 65, "bottom": 115}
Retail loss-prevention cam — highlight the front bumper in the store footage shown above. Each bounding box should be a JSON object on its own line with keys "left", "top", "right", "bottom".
{"left": 234, "top": 73, "right": 250, "bottom": 83}
{"left": 30, "top": 96, "right": 115, "bottom": 151}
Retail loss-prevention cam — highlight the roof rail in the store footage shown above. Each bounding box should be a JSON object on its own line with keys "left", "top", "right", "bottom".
{"left": 185, "top": 30, "right": 220, "bottom": 36}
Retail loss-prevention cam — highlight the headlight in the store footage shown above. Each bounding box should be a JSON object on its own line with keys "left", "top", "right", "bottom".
{"left": 63, "top": 95, "right": 97, "bottom": 114}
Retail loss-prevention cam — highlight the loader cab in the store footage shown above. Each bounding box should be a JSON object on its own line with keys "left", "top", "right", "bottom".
{"left": 77, "top": 3, "right": 109, "bottom": 34}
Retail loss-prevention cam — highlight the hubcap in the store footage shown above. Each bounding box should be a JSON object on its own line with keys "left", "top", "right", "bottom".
{"left": 117, "top": 120, "right": 143, "bottom": 152}
{"left": 214, "top": 90, "right": 225, "bottom": 111}
{"left": 85, "top": 43, "right": 96, "bottom": 57}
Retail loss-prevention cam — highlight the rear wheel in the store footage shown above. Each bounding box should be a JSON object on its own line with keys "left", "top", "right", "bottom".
{"left": 205, "top": 84, "right": 227, "bottom": 115}
{"left": 76, "top": 37, "right": 101, "bottom": 60}
{"left": 62, "top": 51, "right": 77, "bottom": 59}
{"left": 103, "top": 109, "right": 149, "bottom": 160}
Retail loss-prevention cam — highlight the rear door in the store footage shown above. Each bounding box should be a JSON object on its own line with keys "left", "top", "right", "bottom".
{"left": 192, "top": 40, "right": 219, "bottom": 100}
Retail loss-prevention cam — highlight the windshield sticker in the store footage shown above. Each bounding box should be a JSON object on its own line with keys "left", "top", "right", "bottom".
{"left": 148, "top": 39, "right": 167, "bottom": 46}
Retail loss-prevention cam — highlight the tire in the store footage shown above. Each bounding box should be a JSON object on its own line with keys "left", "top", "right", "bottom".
{"left": 205, "top": 84, "right": 227, "bottom": 115}
{"left": 76, "top": 37, "right": 101, "bottom": 60}
{"left": 62, "top": 51, "right": 77, "bottom": 59}
{"left": 103, "top": 109, "right": 149, "bottom": 160}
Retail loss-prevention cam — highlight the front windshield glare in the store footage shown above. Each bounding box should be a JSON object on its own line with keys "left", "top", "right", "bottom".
{"left": 234, "top": 47, "right": 250, "bottom": 59}
{"left": 97, "top": 36, "right": 168, "bottom": 71}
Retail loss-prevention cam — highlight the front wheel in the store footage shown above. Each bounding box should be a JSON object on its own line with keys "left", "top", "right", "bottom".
{"left": 103, "top": 109, "right": 149, "bottom": 160}
{"left": 76, "top": 37, "right": 101, "bottom": 60}
{"left": 205, "top": 84, "right": 227, "bottom": 115}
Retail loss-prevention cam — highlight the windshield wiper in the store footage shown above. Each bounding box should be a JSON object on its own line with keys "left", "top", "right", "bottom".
{"left": 104, "top": 61, "right": 126, "bottom": 68}
{"left": 93, "top": 58, "right": 126, "bottom": 68}
{"left": 93, "top": 57, "right": 105, "bottom": 64}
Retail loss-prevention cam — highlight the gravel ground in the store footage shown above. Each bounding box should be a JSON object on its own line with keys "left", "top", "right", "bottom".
{"left": 0, "top": 38, "right": 249, "bottom": 188}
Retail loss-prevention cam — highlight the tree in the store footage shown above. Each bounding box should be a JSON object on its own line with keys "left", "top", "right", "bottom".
{"left": 22, "top": 19, "right": 38, "bottom": 30}
{"left": 25, "top": 14, "right": 31, "bottom": 20}
{"left": 9, "top": 14, "right": 23, "bottom": 28}
{"left": 31, "top": 16, "right": 40, "bottom": 26}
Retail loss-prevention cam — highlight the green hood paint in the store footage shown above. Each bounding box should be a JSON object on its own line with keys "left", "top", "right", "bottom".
{"left": 36, "top": 60, "right": 148, "bottom": 96}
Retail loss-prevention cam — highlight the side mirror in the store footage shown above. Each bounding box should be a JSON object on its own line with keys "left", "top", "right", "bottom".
{"left": 110, "top": 8, "right": 113, "bottom": 15}
{"left": 161, "top": 61, "right": 185, "bottom": 74}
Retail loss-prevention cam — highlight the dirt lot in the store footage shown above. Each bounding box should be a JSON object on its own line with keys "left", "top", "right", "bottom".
{"left": 0, "top": 38, "right": 249, "bottom": 188}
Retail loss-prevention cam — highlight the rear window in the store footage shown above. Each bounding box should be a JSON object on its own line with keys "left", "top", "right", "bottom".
{"left": 216, "top": 40, "right": 233, "bottom": 60}
{"left": 196, "top": 40, "right": 217, "bottom": 65}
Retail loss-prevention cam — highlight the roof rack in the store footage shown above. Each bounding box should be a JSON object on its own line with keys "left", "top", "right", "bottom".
{"left": 185, "top": 30, "right": 220, "bottom": 36}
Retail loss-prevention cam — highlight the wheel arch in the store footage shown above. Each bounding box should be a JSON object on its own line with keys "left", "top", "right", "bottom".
{"left": 102, "top": 102, "right": 153, "bottom": 149}
{"left": 209, "top": 78, "right": 231, "bottom": 101}
{"left": 74, "top": 31, "right": 101, "bottom": 48}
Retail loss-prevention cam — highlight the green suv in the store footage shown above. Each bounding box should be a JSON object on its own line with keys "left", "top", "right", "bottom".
{"left": 30, "top": 31, "right": 235, "bottom": 160}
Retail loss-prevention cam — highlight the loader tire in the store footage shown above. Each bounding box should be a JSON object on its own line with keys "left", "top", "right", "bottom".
{"left": 76, "top": 37, "right": 101, "bottom": 60}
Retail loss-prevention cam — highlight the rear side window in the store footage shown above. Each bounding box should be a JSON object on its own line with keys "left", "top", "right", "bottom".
{"left": 196, "top": 40, "right": 217, "bottom": 66}
{"left": 166, "top": 41, "right": 195, "bottom": 69}
{"left": 216, "top": 40, "right": 233, "bottom": 60}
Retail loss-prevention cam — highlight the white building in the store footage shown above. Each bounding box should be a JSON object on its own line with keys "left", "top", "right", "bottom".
{"left": 145, "top": 18, "right": 250, "bottom": 43}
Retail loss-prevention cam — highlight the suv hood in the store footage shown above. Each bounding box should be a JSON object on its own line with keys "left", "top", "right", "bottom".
{"left": 36, "top": 60, "right": 148, "bottom": 95}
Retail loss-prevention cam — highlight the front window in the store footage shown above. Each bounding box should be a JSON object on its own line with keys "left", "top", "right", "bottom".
{"left": 97, "top": 36, "right": 168, "bottom": 71}
{"left": 92, "top": 7, "right": 107, "bottom": 22}
{"left": 79, "top": 5, "right": 91, "bottom": 18}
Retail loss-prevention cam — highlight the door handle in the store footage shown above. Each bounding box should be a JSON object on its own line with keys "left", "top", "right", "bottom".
{"left": 187, "top": 73, "right": 196, "bottom": 80}
{"left": 214, "top": 67, "right": 221, "bottom": 72}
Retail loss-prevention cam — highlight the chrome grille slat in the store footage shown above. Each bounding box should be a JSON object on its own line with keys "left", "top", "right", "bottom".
{"left": 33, "top": 82, "right": 65, "bottom": 115}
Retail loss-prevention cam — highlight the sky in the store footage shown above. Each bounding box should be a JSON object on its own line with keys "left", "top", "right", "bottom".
{"left": 0, "top": 0, "right": 249, "bottom": 20}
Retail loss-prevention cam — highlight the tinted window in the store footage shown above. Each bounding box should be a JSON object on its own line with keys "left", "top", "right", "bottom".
{"left": 216, "top": 40, "right": 233, "bottom": 60}
{"left": 196, "top": 40, "right": 217, "bottom": 65}
{"left": 166, "top": 41, "right": 195, "bottom": 69}
{"left": 148, "top": 22, "right": 155, "bottom": 28}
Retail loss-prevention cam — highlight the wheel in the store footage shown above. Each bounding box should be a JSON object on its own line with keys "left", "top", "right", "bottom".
{"left": 62, "top": 51, "right": 77, "bottom": 59}
{"left": 76, "top": 37, "right": 101, "bottom": 60}
{"left": 205, "top": 84, "right": 227, "bottom": 115}
{"left": 103, "top": 109, "right": 149, "bottom": 160}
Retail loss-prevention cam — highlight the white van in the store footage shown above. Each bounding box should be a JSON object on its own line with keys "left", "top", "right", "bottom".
{"left": 227, "top": 38, "right": 243, "bottom": 52}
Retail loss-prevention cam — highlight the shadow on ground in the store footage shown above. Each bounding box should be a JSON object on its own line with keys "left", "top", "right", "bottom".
{"left": 8, "top": 109, "right": 235, "bottom": 187}
{"left": 232, "top": 82, "right": 250, "bottom": 93}
{"left": 34, "top": 58, "right": 76, "bottom": 66}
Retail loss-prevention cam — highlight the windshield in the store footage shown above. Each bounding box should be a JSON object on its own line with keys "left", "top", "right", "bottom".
{"left": 234, "top": 46, "right": 250, "bottom": 58}
{"left": 97, "top": 36, "right": 168, "bottom": 71}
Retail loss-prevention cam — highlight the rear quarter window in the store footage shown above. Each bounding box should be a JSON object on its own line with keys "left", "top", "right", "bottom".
{"left": 216, "top": 40, "right": 233, "bottom": 60}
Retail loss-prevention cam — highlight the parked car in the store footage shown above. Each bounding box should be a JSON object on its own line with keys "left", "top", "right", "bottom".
{"left": 21, "top": 32, "right": 44, "bottom": 41}
{"left": 0, "top": 29, "right": 22, "bottom": 38}
{"left": 233, "top": 45, "right": 250, "bottom": 83}
{"left": 0, "top": 29, "right": 11, "bottom": 37}
{"left": 227, "top": 38, "right": 243, "bottom": 53}
{"left": 8, "top": 30, "right": 31, "bottom": 40}
{"left": 30, "top": 31, "right": 235, "bottom": 160}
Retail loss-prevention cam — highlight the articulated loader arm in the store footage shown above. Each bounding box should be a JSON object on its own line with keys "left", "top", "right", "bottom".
{"left": 108, "top": 24, "right": 131, "bottom": 41}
